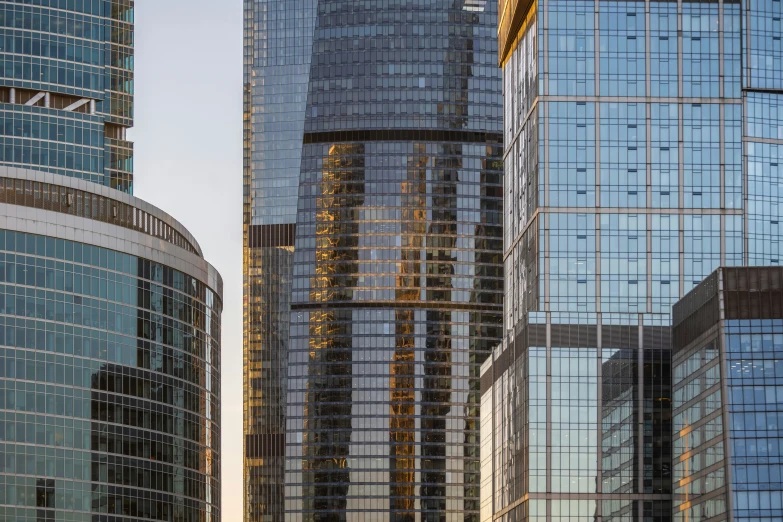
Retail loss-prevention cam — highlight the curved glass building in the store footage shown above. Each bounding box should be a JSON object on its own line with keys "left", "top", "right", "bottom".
{"left": 0, "top": 167, "right": 223, "bottom": 522}
{"left": 0, "top": 2, "right": 223, "bottom": 521}
{"left": 243, "top": 0, "right": 503, "bottom": 520}
{"left": 0, "top": 0, "right": 134, "bottom": 192}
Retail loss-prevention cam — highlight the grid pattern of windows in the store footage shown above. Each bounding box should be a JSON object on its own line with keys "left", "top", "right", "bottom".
{"left": 0, "top": 228, "right": 222, "bottom": 522}
{"left": 746, "top": 0, "right": 783, "bottom": 90}
{"left": 545, "top": 1, "right": 595, "bottom": 96}
{"left": 673, "top": 312, "right": 783, "bottom": 522}
{"left": 725, "top": 320, "right": 783, "bottom": 521}
{"left": 481, "top": 318, "right": 672, "bottom": 522}
{"left": 242, "top": 0, "right": 317, "bottom": 517}
{"left": 508, "top": 0, "right": 745, "bottom": 320}
{"left": 599, "top": 2, "right": 646, "bottom": 97}
{"left": 244, "top": 0, "right": 504, "bottom": 520}
{"left": 489, "top": 0, "right": 768, "bottom": 519}
{"left": 286, "top": 138, "right": 503, "bottom": 521}
{"left": 0, "top": 1, "right": 134, "bottom": 192}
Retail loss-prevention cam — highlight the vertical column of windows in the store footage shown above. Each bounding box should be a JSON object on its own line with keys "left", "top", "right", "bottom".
{"left": 598, "top": 1, "right": 646, "bottom": 97}
{"left": 725, "top": 321, "right": 783, "bottom": 520}
{"left": 547, "top": 213, "right": 597, "bottom": 312}
{"left": 528, "top": 347, "right": 547, "bottom": 494}
{"left": 600, "top": 214, "right": 647, "bottom": 314}
{"left": 682, "top": 3, "right": 720, "bottom": 98}
{"left": 683, "top": 103, "right": 721, "bottom": 209}
{"left": 601, "top": 347, "right": 638, "bottom": 498}
{"left": 672, "top": 340, "right": 726, "bottom": 521}
{"left": 550, "top": 347, "right": 598, "bottom": 493}
{"left": 650, "top": 2, "right": 679, "bottom": 97}
{"left": 651, "top": 214, "right": 680, "bottom": 314}
{"left": 599, "top": 103, "right": 646, "bottom": 208}
{"left": 651, "top": 103, "right": 680, "bottom": 208}
{"left": 547, "top": 102, "right": 596, "bottom": 208}
{"left": 747, "top": 142, "right": 783, "bottom": 265}
{"left": 684, "top": 215, "right": 721, "bottom": 290}
{"left": 545, "top": 0, "right": 594, "bottom": 96}
{"left": 722, "top": 2, "right": 741, "bottom": 98}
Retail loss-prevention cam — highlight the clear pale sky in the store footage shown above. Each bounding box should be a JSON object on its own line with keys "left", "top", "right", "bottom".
{"left": 129, "top": 2, "right": 244, "bottom": 520}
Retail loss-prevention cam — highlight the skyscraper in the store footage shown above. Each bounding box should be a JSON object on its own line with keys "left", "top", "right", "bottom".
{"left": 0, "top": 0, "right": 134, "bottom": 192}
{"left": 243, "top": 0, "right": 503, "bottom": 520}
{"left": 0, "top": 2, "right": 223, "bottom": 520}
{"left": 481, "top": 0, "right": 782, "bottom": 520}
{"left": 672, "top": 266, "right": 783, "bottom": 521}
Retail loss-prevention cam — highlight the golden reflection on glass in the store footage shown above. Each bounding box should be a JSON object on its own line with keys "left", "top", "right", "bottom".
{"left": 304, "top": 144, "right": 365, "bottom": 513}
{"left": 420, "top": 146, "right": 459, "bottom": 510}
{"left": 390, "top": 145, "right": 428, "bottom": 518}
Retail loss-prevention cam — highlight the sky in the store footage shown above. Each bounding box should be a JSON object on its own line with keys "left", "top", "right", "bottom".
{"left": 130, "top": 1, "right": 245, "bottom": 520}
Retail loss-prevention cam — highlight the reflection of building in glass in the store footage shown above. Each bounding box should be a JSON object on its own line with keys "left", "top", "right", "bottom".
{"left": 480, "top": 323, "right": 670, "bottom": 521}
{"left": 672, "top": 267, "right": 783, "bottom": 522}
{"left": 0, "top": 168, "right": 222, "bottom": 521}
{"left": 243, "top": 0, "right": 504, "bottom": 520}
{"left": 0, "top": 3, "right": 223, "bottom": 519}
{"left": 480, "top": 0, "right": 783, "bottom": 518}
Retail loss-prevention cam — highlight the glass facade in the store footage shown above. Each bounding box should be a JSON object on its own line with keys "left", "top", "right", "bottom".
{"left": 244, "top": 0, "right": 504, "bottom": 520}
{"left": 0, "top": 167, "right": 223, "bottom": 522}
{"left": 0, "top": 2, "right": 224, "bottom": 520}
{"left": 0, "top": 0, "right": 134, "bottom": 192}
{"left": 0, "top": 230, "right": 221, "bottom": 522}
{"left": 482, "top": 0, "right": 783, "bottom": 520}
{"left": 243, "top": 0, "right": 316, "bottom": 517}
{"left": 672, "top": 267, "right": 783, "bottom": 522}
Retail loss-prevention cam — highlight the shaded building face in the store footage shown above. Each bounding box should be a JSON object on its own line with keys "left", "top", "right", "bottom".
{"left": 482, "top": 0, "right": 783, "bottom": 520}
{"left": 0, "top": 1, "right": 135, "bottom": 192}
{"left": 672, "top": 267, "right": 783, "bottom": 522}
{"left": 0, "top": 3, "right": 224, "bottom": 521}
{"left": 243, "top": 0, "right": 504, "bottom": 520}
{"left": 0, "top": 170, "right": 223, "bottom": 522}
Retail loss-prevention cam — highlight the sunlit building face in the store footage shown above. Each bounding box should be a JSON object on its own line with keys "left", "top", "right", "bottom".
{"left": 482, "top": 0, "right": 783, "bottom": 521}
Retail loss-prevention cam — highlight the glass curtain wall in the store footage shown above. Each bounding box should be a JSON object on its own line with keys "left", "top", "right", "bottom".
{"left": 244, "top": 0, "right": 504, "bottom": 520}
{"left": 0, "top": 0, "right": 135, "bottom": 192}
{"left": 482, "top": 0, "right": 783, "bottom": 520}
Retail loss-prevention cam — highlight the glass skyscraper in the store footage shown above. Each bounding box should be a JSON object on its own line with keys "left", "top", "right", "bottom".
{"left": 0, "top": 0, "right": 134, "bottom": 192}
{"left": 243, "top": 0, "right": 503, "bottom": 520}
{"left": 481, "top": 0, "right": 783, "bottom": 521}
{"left": 0, "top": 2, "right": 223, "bottom": 520}
{"left": 672, "top": 266, "right": 783, "bottom": 522}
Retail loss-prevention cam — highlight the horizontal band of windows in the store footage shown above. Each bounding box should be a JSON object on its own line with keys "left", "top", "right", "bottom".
{"left": 0, "top": 177, "right": 199, "bottom": 255}
{"left": 481, "top": 324, "right": 672, "bottom": 393}
{"left": 247, "top": 223, "right": 296, "bottom": 248}
{"left": 303, "top": 129, "right": 502, "bottom": 145}
{"left": 292, "top": 301, "right": 502, "bottom": 312}
{"left": 245, "top": 433, "right": 285, "bottom": 458}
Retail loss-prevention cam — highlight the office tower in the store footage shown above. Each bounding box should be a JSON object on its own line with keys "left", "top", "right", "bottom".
{"left": 243, "top": 0, "right": 503, "bottom": 519}
{"left": 481, "top": 0, "right": 782, "bottom": 520}
{"left": 0, "top": 2, "right": 223, "bottom": 521}
{"left": 672, "top": 266, "right": 783, "bottom": 521}
{"left": 0, "top": 0, "right": 134, "bottom": 192}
